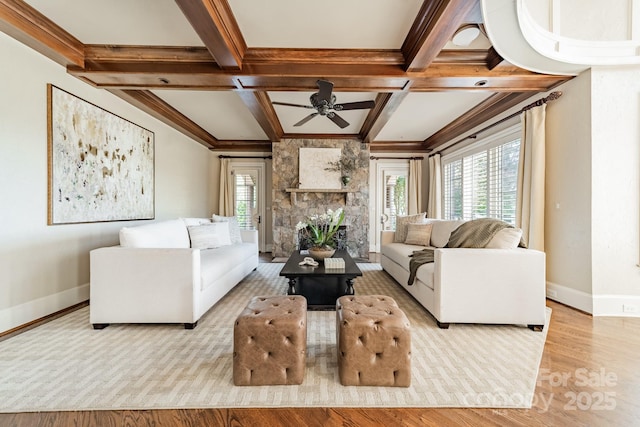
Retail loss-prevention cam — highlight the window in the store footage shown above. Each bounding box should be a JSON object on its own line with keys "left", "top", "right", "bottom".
{"left": 443, "top": 126, "right": 520, "bottom": 225}
{"left": 234, "top": 172, "right": 256, "bottom": 229}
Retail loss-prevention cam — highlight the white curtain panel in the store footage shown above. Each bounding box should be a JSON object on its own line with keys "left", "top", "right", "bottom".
{"left": 408, "top": 158, "right": 422, "bottom": 215}
{"left": 218, "top": 158, "right": 234, "bottom": 216}
{"left": 427, "top": 154, "right": 442, "bottom": 219}
{"left": 517, "top": 105, "right": 546, "bottom": 251}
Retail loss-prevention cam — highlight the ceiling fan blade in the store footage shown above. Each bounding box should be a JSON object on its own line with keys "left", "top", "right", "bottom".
{"left": 316, "top": 79, "right": 334, "bottom": 104}
{"left": 272, "top": 101, "right": 314, "bottom": 109}
{"left": 327, "top": 112, "right": 349, "bottom": 129}
{"left": 334, "top": 100, "right": 376, "bottom": 111}
{"left": 293, "top": 113, "right": 319, "bottom": 127}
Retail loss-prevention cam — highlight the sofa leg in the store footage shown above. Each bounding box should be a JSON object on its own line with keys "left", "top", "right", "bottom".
{"left": 92, "top": 323, "right": 109, "bottom": 330}
{"left": 184, "top": 321, "right": 198, "bottom": 329}
{"left": 528, "top": 324, "right": 544, "bottom": 332}
{"left": 436, "top": 321, "right": 450, "bottom": 329}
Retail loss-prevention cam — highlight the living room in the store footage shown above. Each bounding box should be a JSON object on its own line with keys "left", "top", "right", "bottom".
{"left": 1, "top": 0, "right": 640, "bottom": 425}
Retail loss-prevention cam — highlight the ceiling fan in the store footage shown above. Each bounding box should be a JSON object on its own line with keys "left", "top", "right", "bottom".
{"left": 272, "top": 79, "right": 376, "bottom": 129}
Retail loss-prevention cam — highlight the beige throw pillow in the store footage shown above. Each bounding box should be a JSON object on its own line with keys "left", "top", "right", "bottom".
{"left": 212, "top": 214, "right": 243, "bottom": 244}
{"left": 394, "top": 213, "right": 426, "bottom": 243}
{"left": 404, "top": 223, "right": 433, "bottom": 246}
{"left": 188, "top": 223, "right": 232, "bottom": 249}
{"left": 485, "top": 227, "right": 523, "bottom": 249}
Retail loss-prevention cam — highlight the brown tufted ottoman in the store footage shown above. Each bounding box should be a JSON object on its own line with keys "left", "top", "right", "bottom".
{"left": 336, "top": 295, "right": 411, "bottom": 387}
{"left": 233, "top": 295, "right": 307, "bottom": 386}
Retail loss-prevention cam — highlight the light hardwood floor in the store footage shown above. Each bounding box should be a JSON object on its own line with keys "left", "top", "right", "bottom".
{"left": 1, "top": 254, "right": 639, "bottom": 426}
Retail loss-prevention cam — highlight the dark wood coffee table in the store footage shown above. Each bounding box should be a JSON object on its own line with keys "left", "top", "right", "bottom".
{"left": 279, "top": 250, "right": 362, "bottom": 310}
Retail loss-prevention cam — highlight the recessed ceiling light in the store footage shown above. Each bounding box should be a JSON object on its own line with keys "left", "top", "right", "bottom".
{"left": 452, "top": 24, "right": 481, "bottom": 47}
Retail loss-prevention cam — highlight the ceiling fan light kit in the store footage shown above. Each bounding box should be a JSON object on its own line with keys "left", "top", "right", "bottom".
{"left": 273, "top": 80, "right": 375, "bottom": 129}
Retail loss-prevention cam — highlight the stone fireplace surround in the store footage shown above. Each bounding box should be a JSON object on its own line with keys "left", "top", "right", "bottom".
{"left": 272, "top": 139, "right": 369, "bottom": 258}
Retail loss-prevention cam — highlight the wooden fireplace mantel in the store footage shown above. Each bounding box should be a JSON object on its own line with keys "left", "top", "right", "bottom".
{"left": 285, "top": 188, "right": 354, "bottom": 204}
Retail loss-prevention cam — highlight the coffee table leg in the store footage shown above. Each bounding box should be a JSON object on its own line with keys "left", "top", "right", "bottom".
{"left": 287, "top": 277, "right": 298, "bottom": 295}
{"left": 346, "top": 278, "right": 355, "bottom": 295}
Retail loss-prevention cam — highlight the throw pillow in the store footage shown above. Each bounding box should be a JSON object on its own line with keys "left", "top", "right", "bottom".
{"left": 188, "top": 222, "right": 232, "bottom": 249}
{"left": 119, "top": 219, "right": 190, "bottom": 248}
{"left": 394, "top": 213, "right": 426, "bottom": 243}
{"left": 212, "top": 214, "right": 243, "bottom": 244}
{"left": 485, "top": 227, "right": 523, "bottom": 249}
{"left": 404, "top": 223, "right": 433, "bottom": 246}
{"left": 181, "top": 217, "right": 212, "bottom": 227}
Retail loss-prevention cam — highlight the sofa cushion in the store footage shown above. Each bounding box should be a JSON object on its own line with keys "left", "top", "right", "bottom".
{"left": 188, "top": 223, "right": 232, "bottom": 249}
{"left": 404, "top": 223, "right": 433, "bottom": 246}
{"left": 430, "top": 220, "right": 466, "bottom": 248}
{"left": 380, "top": 242, "right": 435, "bottom": 290}
{"left": 394, "top": 213, "right": 426, "bottom": 243}
{"left": 212, "top": 215, "right": 243, "bottom": 244}
{"left": 485, "top": 227, "right": 523, "bottom": 249}
{"left": 119, "top": 219, "right": 190, "bottom": 248}
{"left": 200, "top": 243, "right": 257, "bottom": 291}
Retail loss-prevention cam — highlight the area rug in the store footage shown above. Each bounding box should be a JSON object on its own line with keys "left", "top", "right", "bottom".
{"left": 0, "top": 263, "right": 550, "bottom": 412}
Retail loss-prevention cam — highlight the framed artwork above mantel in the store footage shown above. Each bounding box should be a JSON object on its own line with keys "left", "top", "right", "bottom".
{"left": 47, "top": 84, "right": 155, "bottom": 225}
{"left": 298, "top": 147, "right": 341, "bottom": 190}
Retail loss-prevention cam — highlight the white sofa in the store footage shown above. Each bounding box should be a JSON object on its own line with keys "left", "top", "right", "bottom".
{"left": 380, "top": 219, "right": 547, "bottom": 330}
{"left": 90, "top": 218, "right": 259, "bottom": 329}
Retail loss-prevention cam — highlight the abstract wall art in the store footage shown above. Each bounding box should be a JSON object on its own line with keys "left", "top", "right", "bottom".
{"left": 298, "top": 147, "right": 341, "bottom": 190}
{"left": 47, "top": 85, "right": 155, "bottom": 224}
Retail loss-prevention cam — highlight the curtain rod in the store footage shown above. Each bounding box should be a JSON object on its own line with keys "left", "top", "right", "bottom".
{"left": 218, "top": 155, "right": 272, "bottom": 159}
{"left": 369, "top": 156, "right": 424, "bottom": 160}
{"left": 430, "top": 91, "right": 562, "bottom": 157}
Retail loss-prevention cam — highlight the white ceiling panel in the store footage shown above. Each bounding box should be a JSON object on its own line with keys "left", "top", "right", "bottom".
{"left": 375, "top": 92, "right": 494, "bottom": 141}
{"left": 25, "top": 0, "right": 203, "bottom": 46}
{"left": 152, "top": 91, "right": 268, "bottom": 140}
{"left": 228, "top": 0, "right": 424, "bottom": 48}
{"left": 270, "top": 91, "right": 376, "bottom": 134}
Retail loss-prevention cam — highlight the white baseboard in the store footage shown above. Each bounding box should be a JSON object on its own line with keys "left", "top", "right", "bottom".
{"left": 592, "top": 294, "right": 640, "bottom": 317}
{"left": 546, "top": 282, "right": 640, "bottom": 317}
{"left": 546, "top": 281, "right": 593, "bottom": 314}
{"left": 0, "top": 283, "right": 89, "bottom": 334}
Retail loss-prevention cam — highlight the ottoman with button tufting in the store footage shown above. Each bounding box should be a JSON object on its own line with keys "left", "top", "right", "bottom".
{"left": 336, "top": 295, "right": 411, "bottom": 387}
{"left": 233, "top": 295, "right": 307, "bottom": 385}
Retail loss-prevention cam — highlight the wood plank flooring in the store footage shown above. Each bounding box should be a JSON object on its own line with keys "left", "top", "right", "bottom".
{"left": 1, "top": 254, "right": 639, "bottom": 426}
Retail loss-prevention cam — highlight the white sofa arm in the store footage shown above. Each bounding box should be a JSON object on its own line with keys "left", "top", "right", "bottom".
{"left": 380, "top": 230, "right": 395, "bottom": 246}
{"left": 433, "top": 248, "right": 546, "bottom": 325}
{"left": 241, "top": 229, "right": 259, "bottom": 245}
{"left": 90, "top": 246, "right": 201, "bottom": 325}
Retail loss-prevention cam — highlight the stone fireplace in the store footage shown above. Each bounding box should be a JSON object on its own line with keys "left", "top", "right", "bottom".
{"left": 272, "top": 139, "right": 369, "bottom": 258}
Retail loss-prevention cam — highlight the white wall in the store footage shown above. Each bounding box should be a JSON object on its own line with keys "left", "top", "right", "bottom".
{"left": 590, "top": 65, "right": 640, "bottom": 314}
{"left": 0, "top": 32, "right": 212, "bottom": 333}
{"left": 545, "top": 71, "right": 594, "bottom": 302}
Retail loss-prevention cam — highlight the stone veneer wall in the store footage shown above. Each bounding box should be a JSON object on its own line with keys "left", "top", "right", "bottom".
{"left": 272, "top": 139, "right": 369, "bottom": 258}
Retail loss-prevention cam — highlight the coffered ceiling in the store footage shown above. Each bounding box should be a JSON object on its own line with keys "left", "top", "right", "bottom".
{"left": 0, "top": 0, "right": 572, "bottom": 152}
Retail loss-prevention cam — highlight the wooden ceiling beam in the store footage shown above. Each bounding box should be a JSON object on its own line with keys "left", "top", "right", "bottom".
{"left": 402, "top": 0, "right": 479, "bottom": 72}
{"left": 423, "top": 92, "right": 534, "bottom": 151}
{"left": 369, "top": 141, "right": 427, "bottom": 153}
{"left": 0, "top": 0, "right": 84, "bottom": 67}
{"left": 70, "top": 46, "right": 571, "bottom": 92}
{"left": 175, "top": 0, "right": 245, "bottom": 70}
{"left": 235, "top": 91, "right": 283, "bottom": 142}
{"left": 108, "top": 89, "right": 218, "bottom": 149}
{"left": 360, "top": 91, "right": 411, "bottom": 144}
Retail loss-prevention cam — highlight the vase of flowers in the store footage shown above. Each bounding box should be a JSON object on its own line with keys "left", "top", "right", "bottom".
{"left": 296, "top": 208, "right": 345, "bottom": 261}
